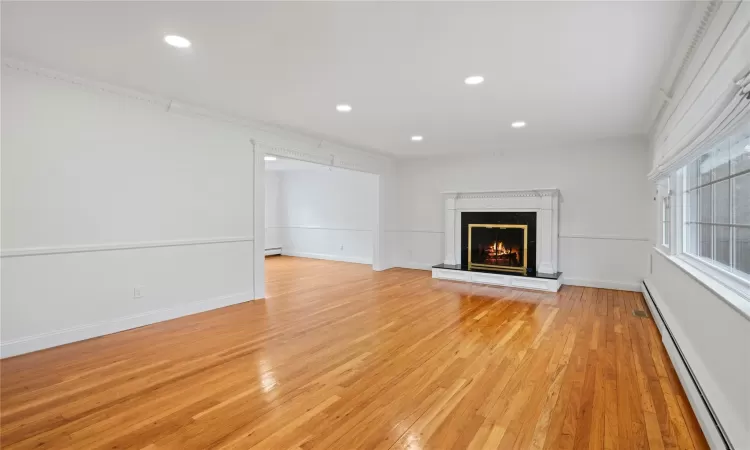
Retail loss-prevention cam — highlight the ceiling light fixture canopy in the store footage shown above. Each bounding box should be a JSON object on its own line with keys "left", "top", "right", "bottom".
{"left": 464, "top": 75, "right": 484, "bottom": 85}
{"left": 164, "top": 35, "right": 191, "bottom": 48}
{"left": 336, "top": 104, "right": 352, "bottom": 112}
{"left": 511, "top": 121, "right": 527, "bottom": 128}
{"left": 411, "top": 136, "right": 423, "bottom": 142}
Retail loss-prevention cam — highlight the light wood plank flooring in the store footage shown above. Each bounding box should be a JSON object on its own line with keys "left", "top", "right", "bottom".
{"left": 1, "top": 256, "right": 707, "bottom": 449}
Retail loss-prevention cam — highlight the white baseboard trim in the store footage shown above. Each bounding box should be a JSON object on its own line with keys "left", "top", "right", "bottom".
{"left": 395, "top": 262, "right": 434, "bottom": 271}
{"left": 562, "top": 277, "right": 641, "bottom": 292}
{"left": 281, "top": 251, "right": 372, "bottom": 265}
{"left": 265, "top": 247, "right": 282, "bottom": 256}
{"left": 0, "top": 290, "right": 253, "bottom": 359}
{"left": 641, "top": 281, "right": 731, "bottom": 450}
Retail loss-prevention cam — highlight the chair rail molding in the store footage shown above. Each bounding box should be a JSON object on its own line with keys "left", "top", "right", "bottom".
{"left": 0, "top": 237, "right": 254, "bottom": 258}
{"left": 442, "top": 188, "right": 560, "bottom": 274}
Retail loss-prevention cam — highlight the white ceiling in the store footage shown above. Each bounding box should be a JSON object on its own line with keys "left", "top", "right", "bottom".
{"left": 2, "top": 1, "right": 691, "bottom": 157}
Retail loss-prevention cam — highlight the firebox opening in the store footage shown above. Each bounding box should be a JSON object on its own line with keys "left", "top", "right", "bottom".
{"left": 468, "top": 224, "right": 527, "bottom": 273}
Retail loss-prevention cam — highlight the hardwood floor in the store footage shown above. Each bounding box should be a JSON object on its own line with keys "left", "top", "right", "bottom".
{"left": 1, "top": 256, "right": 707, "bottom": 449}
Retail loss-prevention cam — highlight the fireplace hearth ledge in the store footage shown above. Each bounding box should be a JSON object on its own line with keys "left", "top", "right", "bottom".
{"left": 432, "top": 267, "right": 560, "bottom": 292}
{"left": 432, "top": 264, "right": 561, "bottom": 292}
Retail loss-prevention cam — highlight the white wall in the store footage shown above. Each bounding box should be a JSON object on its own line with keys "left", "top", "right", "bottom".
{"left": 265, "top": 165, "right": 378, "bottom": 264}
{"left": 645, "top": 251, "right": 749, "bottom": 450}
{"left": 388, "top": 138, "right": 652, "bottom": 290}
{"left": 0, "top": 58, "right": 397, "bottom": 355}
{"left": 642, "top": 5, "right": 750, "bottom": 448}
{"left": 1, "top": 67, "right": 256, "bottom": 357}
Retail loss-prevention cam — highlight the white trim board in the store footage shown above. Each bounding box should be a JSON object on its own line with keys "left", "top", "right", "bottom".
{"left": 281, "top": 251, "right": 372, "bottom": 265}
{"left": 395, "top": 262, "right": 435, "bottom": 271}
{"left": 562, "top": 277, "right": 642, "bottom": 292}
{"left": 559, "top": 234, "right": 649, "bottom": 242}
{"left": 267, "top": 225, "right": 372, "bottom": 232}
{"left": 0, "top": 290, "right": 253, "bottom": 359}
{"left": 387, "top": 230, "right": 649, "bottom": 242}
{"left": 1, "top": 237, "right": 254, "bottom": 258}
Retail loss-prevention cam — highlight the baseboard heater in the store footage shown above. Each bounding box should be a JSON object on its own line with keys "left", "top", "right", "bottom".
{"left": 641, "top": 281, "right": 733, "bottom": 450}
{"left": 264, "top": 247, "right": 282, "bottom": 256}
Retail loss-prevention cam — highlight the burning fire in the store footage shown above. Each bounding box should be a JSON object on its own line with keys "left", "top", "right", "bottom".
{"left": 481, "top": 241, "right": 520, "bottom": 266}
{"left": 485, "top": 241, "right": 518, "bottom": 259}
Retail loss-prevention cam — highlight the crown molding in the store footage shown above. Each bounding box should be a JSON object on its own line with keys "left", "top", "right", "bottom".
{"left": 442, "top": 188, "right": 559, "bottom": 199}
{"left": 254, "top": 136, "right": 389, "bottom": 174}
{"left": 647, "top": 0, "right": 725, "bottom": 141}
{"left": 254, "top": 139, "right": 333, "bottom": 167}
{"left": 2, "top": 57, "right": 392, "bottom": 174}
{"left": 2, "top": 57, "right": 170, "bottom": 108}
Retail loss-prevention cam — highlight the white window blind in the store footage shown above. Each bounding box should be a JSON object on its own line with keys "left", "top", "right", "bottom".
{"left": 649, "top": 2, "right": 750, "bottom": 180}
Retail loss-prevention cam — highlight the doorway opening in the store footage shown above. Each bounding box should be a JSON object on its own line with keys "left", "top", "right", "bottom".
{"left": 257, "top": 154, "right": 380, "bottom": 299}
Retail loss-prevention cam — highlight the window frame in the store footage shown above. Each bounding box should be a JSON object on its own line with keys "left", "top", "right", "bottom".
{"left": 658, "top": 177, "right": 672, "bottom": 253}
{"left": 661, "top": 196, "right": 670, "bottom": 248}
{"left": 663, "top": 125, "right": 750, "bottom": 300}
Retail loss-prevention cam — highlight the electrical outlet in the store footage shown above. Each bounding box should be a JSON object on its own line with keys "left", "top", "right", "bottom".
{"left": 133, "top": 286, "right": 144, "bottom": 299}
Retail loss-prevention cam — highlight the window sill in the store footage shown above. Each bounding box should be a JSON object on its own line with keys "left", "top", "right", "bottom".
{"left": 652, "top": 247, "right": 750, "bottom": 321}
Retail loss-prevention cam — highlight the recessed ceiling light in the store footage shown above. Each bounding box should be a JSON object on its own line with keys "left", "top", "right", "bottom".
{"left": 164, "top": 35, "right": 191, "bottom": 48}
{"left": 464, "top": 75, "right": 484, "bottom": 85}
{"left": 336, "top": 104, "right": 352, "bottom": 112}
{"left": 411, "top": 136, "right": 423, "bottom": 142}
{"left": 264, "top": 156, "right": 277, "bottom": 161}
{"left": 511, "top": 121, "right": 526, "bottom": 128}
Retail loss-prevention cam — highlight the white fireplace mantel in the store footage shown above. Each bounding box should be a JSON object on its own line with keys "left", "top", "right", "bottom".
{"left": 442, "top": 188, "right": 560, "bottom": 274}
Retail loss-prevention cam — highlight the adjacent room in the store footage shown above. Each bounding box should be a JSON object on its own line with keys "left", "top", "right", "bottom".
{"left": 264, "top": 156, "right": 379, "bottom": 296}
{"left": 1, "top": 1, "right": 748, "bottom": 449}
{"left": 264, "top": 157, "right": 378, "bottom": 265}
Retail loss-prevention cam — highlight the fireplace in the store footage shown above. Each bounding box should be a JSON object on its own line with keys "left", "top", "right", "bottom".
{"left": 461, "top": 211, "right": 537, "bottom": 275}
{"left": 434, "top": 189, "right": 560, "bottom": 292}
{"left": 468, "top": 224, "right": 527, "bottom": 273}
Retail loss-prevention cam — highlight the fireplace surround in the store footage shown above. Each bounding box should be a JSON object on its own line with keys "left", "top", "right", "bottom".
{"left": 432, "top": 189, "right": 561, "bottom": 292}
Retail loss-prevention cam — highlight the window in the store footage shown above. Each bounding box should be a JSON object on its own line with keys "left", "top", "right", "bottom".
{"left": 661, "top": 178, "right": 670, "bottom": 248}
{"left": 681, "top": 121, "right": 750, "bottom": 284}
